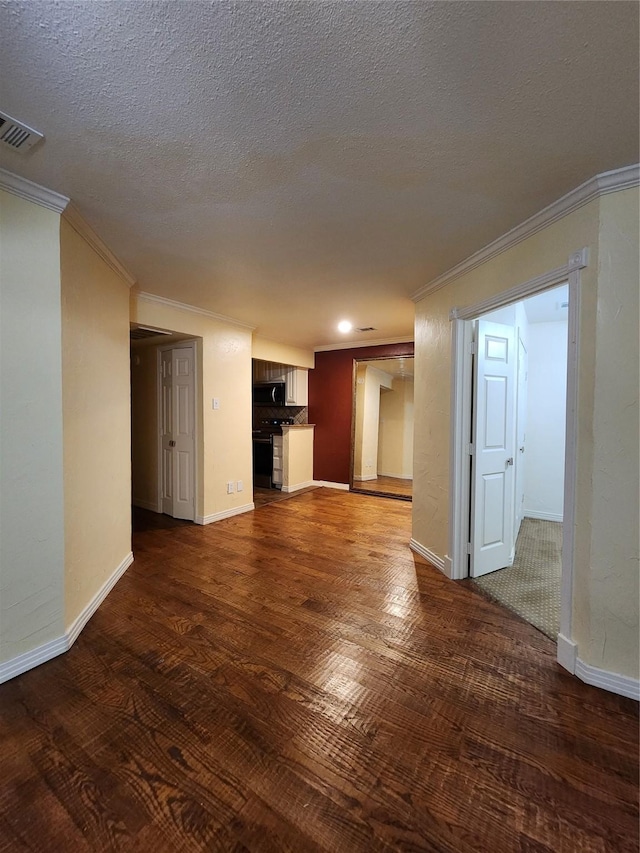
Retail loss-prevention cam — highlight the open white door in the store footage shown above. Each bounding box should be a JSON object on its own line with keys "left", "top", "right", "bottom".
{"left": 470, "top": 320, "right": 516, "bottom": 577}
{"left": 160, "top": 346, "right": 195, "bottom": 520}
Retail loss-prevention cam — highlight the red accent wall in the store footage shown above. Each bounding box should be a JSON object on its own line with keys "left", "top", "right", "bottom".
{"left": 309, "top": 342, "right": 415, "bottom": 484}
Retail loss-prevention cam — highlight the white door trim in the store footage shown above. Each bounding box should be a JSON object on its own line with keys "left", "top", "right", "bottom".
{"left": 156, "top": 340, "right": 199, "bottom": 521}
{"left": 448, "top": 250, "right": 587, "bottom": 654}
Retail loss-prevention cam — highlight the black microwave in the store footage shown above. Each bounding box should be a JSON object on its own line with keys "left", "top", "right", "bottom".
{"left": 253, "top": 382, "right": 286, "bottom": 406}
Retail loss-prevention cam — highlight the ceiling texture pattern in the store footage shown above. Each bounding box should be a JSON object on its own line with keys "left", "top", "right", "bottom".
{"left": 0, "top": 1, "right": 638, "bottom": 347}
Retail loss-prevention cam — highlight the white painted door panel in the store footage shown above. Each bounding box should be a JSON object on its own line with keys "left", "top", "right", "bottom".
{"left": 160, "top": 346, "right": 195, "bottom": 520}
{"left": 471, "top": 320, "right": 516, "bottom": 577}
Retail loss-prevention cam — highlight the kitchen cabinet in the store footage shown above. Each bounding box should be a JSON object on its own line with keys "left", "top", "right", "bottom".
{"left": 253, "top": 361, "right": 287, "bottom": 383}
{"left": 272, "top": 435, "right": 283, "bottom": 486}
{"left": 285, "top": 368, "right": 308, "bottom": 406}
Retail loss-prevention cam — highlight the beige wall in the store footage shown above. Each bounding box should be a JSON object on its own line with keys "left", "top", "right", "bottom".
{"left": 131, "top": 295, "right": 253, "bottom": 519}
{"left": 378, "top": 377, "right": 414, "bottom": 479}
{"left": 252, "top": 336, "right": 314, "bottom": 369}
{"left": 413, "top": 188, "right": 639, "bottom": 679}
{"left": 61, "top": 218, "right": 132, "bottom": 628}
{"left": 587, "top": 189, "right": 639, "bottom": 674}
{"left": 0, "top": 190, "right": 65, "bottom": 664}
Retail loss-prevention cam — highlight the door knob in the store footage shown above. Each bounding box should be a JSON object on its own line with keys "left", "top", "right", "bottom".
{"left": 169, "top": 440, "right": 176, "bottom": 447}
{"left": 519, "top": 446, "right": 525, "bottom": 453}
{"left": 506, "top": 457, "right": 514, "bottom": 466}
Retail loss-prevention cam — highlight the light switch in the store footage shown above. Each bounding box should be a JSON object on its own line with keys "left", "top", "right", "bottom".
{"left": 212, "top": 398, "right": 220, "bottom": 410}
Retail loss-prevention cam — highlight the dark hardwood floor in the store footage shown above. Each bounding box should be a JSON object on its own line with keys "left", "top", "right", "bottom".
{"left": 253, "top": 484, "right": 319, "bottom": 509}
{"left": 1, "top": 489, "right": 637, "bottom": 852}
{"left": 352, "top": 475, "right": 412, "bottom": 500}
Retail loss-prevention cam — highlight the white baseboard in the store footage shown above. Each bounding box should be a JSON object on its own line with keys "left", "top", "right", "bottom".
{"left": 0, "top": 551, "right": 134, "bottom": 685}
{"left": 409, "top": 539, "right": 445, "bottom": 573}
{"left": 442, "top": 555, "right": 454, "bottom": 579}
{"left": 557, "top": 635, "right": 639, "bottom": 700}
{"left": 132, "top": 498, "right": 160, "bottom": 513}
{"left": 282, "top": 480, "right": 315, "bottom": 494}
{"left": 196, "top": 502, "right": 254, "bottom": 525}
{"left": 574, "top": 659, "right": 640, "bottom": 701}
{"left": 0, "top": 635, "right": 69, "bottom": 685}
{"left": 67, "top": 552, "right": 134, "bottom": 648}
{"left": 524, "top": 510, "right": 563, "bottom": 523}
{"left": 313, "top": 481, "right": 350, "bottom": 490}
{"left": 353, "top": 475, "right": 376, "bottom": 482}
{"left": 556, "top": 633, "right": 577, "bottom": 673}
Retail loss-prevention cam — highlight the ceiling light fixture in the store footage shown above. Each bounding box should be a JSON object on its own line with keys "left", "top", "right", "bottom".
{"left": 338, "top": 320, "right": 352, "bottom": 333}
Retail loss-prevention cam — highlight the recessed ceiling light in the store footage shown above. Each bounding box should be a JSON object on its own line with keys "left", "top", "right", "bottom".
{"left": 338, "top": 320, "right": 352, "bottom": 333}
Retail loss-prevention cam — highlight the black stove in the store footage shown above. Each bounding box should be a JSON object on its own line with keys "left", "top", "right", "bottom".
{"left": 252, "top": 418, "right": 294, "bottom": 438}
{"left": 252, "top": 419, "right": 294, "bottom": 488}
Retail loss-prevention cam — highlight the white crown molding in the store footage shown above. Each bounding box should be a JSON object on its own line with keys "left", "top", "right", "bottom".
{"left": 63, "top": 204, "right": 136, "bottom": 287}
{"left": 0, "top": 551, "right": 133, "bottom": 685}
{"left": 450, "top": 261, "right": 578, "bottom": 323}
{"left": 410, "top": 538, "right": 445, "bottom": 573}
{"left": 0, "top": 167, "right": 69, "bottom": 213}
{"left": 314, "top": 335, "right": 414, "bottom": 353}
{"left": 136, "top": 291, "right": 256, "bottom": 332}
{"left": 195, "top": 503, "right": 255, "bottom": 525}
{"left": 412, "top": 163, "right": 639, "bottom": 302}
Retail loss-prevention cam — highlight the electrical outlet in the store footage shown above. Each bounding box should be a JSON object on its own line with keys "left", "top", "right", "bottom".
{"left": 237, "top": 480, "right": 243, "bottom": 492}
{"left": 227, "top": 481, "right": 234, "bottom": 494}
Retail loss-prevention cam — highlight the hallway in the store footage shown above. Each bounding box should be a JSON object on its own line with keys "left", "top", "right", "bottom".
{"left": 0, "top": 490, "right": 637, "bottom": 851}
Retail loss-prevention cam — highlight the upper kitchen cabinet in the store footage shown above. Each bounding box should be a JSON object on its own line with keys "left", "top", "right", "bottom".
{"left": 285, "top": 368, "right": 308, "bottom": 406}
{"left": 253, "top": 360, "right": 308, "bottom": 406}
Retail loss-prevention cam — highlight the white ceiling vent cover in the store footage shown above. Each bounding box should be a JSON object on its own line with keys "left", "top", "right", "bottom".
{"left": 0, "top": 111, "right": 44, "bottom": 153}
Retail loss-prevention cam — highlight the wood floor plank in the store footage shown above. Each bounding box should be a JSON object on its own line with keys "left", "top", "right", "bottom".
{"left": 0, "top": 489, "right": 637, "bottom": 852}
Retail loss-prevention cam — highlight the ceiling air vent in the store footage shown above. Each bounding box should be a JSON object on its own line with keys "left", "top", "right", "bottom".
{"left": 356, "top": 327, "right": 377, "bottom": 332}
{"left": 0, "top": 111, "right": 44, "bottom": 153}
{"left": 129, "top": 326, "right": 172, "bottom": 341}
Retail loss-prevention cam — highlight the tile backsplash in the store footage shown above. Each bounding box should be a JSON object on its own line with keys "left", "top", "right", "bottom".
{"left": 253, "top": 406, "right": 308, "bottom": 427}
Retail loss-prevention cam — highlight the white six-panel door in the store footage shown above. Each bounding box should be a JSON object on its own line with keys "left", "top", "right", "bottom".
{"left": 470, "top": 320, "right": 516, "bottom": 577}
{"left": 160, "top": 346, "right": 195, "bottom": 520}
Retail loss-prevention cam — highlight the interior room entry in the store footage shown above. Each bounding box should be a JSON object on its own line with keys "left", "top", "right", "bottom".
{"left": 469, "top": 285, "right": 569, "bottom": 583}
{"left": 350, "top": 356, "right": 414, "bottom": 500}
{"left": 159, "top": 344, "right": 195, "bottom": 520}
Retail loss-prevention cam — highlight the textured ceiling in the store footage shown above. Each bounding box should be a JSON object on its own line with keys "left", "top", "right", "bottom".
{"left": 0, "top": 1, "right": 638, "bottom": 348}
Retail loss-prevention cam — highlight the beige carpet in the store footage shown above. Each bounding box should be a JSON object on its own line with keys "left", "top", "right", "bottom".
{"left": 472, "top": 518, "right": 562, "bottom": 640}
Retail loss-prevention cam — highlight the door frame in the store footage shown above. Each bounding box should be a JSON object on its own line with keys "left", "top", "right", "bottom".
{"left": 448, "top": 249, "right": 587, "bottom": 654}
{"left": 349, "top": 354, "right": 415, "bottom": 501}
{"left": 156, "top": 340, "right": 199, "bottom": 521}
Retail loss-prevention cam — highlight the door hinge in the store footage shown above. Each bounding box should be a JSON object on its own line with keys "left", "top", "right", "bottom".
{"left": 466, "top": 542, "right": 472, "bottom": 555}
{"left": 470, "top": 341, "right": 477, "bottom": 355}
{"left": 468, "top": 443, "right": 475, "bottom": 455}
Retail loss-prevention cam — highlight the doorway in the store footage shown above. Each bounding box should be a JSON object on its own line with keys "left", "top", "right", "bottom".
{"left": 447, "top": 248, "right": 587, "bottom": 663}
{"left": 469, "top": 285, "right": 568, "bottom": 638}
{"left": 130, "top": 328, "right": 199, "bottom": 522}
{"left": 350, "top": 356, "right": 414, "bottom": 500}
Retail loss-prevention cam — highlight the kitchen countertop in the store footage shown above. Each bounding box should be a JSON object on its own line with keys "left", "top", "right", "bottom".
{"left": 281, "top": 423, "right": 315, "bottom": 429}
